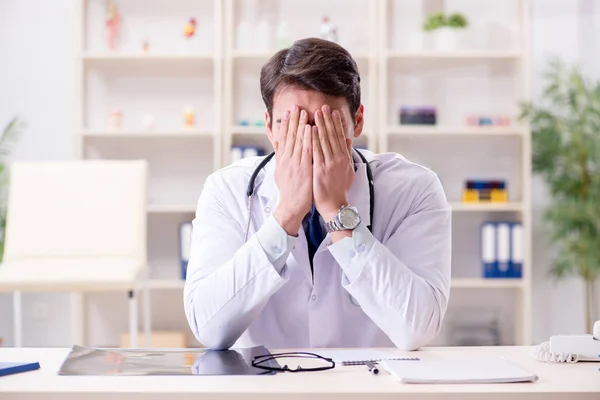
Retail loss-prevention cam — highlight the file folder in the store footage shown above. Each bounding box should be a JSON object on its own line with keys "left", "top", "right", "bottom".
{"left": 481, "top": 222, "right": 497, "bottom": 278}
{"left": 242, "top": 147, "right": 259, "bottom": 158}
{"left": 230, "top": 147, "right": 243, "bottom": 162}
{"left": 497, "top": 223, "right": 510, "bottom": 278}
{"left": 510, "top": 223, "right": 523, "bottom": 278}
{"left": 179, "top": 222, "right": 193, "bottom": 279}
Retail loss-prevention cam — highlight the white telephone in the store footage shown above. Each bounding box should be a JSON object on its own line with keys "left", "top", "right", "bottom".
{"left": 532, "top": 320, "right": 600, "bottom": 363}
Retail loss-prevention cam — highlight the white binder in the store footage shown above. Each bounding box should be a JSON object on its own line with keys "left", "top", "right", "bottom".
{"left": 497, "top": 223, "right": 510, "bottom": 277}
{"left": 481, "top": 222, "right": 497, "bottom": 278}
{"left": 510, "top": 223, "right": 523, "bottom": 278}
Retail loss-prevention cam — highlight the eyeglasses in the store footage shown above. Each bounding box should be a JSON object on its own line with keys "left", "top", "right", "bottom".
{"left": 252, "top": 352, "right": 335, "bottom": 373}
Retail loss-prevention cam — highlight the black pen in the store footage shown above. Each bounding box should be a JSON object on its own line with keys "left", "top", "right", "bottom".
{"left": 365, "top": 361, "right": 379, "bottom": 375}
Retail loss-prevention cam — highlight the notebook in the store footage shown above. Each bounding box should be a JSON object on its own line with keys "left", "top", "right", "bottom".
{"left": 380, "top": 357, "right": 538, "bottom": 384}
{"left": 0, "top": 362, "right": 40, "bottom": 377}
{"left": 315, "top": 349, "right": 419, "bottom": 365}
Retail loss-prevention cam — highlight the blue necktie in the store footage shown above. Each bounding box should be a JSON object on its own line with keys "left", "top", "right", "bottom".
{"left": 306, "top": 204, "right": 324, "bottom": 269}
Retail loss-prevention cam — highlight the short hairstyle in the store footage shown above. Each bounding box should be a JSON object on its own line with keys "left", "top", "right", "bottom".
{"left": 260, "top": 38, "right": 361, "bottom": 125}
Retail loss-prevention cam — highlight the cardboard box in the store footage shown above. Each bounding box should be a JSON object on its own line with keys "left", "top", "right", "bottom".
{"left": 120, "top": 331, "right": 188, "bottom": 348}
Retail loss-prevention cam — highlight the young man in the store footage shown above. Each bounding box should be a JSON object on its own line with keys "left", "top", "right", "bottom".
{"left": 184, "top": 38, "right": 451, "bottom": 350}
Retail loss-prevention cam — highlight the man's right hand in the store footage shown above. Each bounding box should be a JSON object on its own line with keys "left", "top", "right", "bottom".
{"left": 272, "top": 106, "right": 313, "bottom": 236}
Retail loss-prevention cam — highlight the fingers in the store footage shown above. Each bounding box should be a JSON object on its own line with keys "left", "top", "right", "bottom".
{"left": 293, "top": 109, "right": 308, "bottom": 161}
{"left": 300, "top": 125, "right": 312, "bottom": 166}
{"left": 314, "top": 109, "right": 332, "bottom": 163}
{"left": 332, "top": 110, "right": 349, "bottom": 157}
{"left": 322, "top": 105, "right": 342, "bottom": 155}
{"left": 312, "top": 125, "right": 323, "bottom": 166}
{"left": 345, "top": 138, "right": 353, "bottom": 157}
{"left": 277, "top": 110, "right": 291, "bottom": 155}
{"left": 293, "top": 120, "right": 306, "bottom": 162}
{"left": 284, "top": 106, "right": 300, "bottom": 156}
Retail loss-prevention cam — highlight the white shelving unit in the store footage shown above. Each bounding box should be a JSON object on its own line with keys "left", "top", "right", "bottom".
{"left": 73, "top": 0, "right": 532, "bottom": 347}
{"left": 378, "top": 0, "right": 532, "bottom": 345}
{"left": 75, "top": 0, "right": 223, "bottom": 294}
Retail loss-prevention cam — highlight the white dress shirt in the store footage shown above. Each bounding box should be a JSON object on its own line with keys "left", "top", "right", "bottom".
{"left": 183, "top": 149, "right": 451, "bottom": 350}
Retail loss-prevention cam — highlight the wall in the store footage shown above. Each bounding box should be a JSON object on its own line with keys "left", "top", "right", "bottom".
{"left": 0, "top": 0, "right": 599, "bottom": 347}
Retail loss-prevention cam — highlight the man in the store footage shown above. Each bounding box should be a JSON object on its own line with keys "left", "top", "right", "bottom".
{"left": 184, "top": 38, "right": 451, "bottom": 350}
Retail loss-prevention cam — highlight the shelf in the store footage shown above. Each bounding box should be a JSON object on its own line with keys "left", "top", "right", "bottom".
{"left": 231, "top": 125, "right": 267, "bottom": 135}
{"left": 82, "top": 130, "right": 214, "bottom": 138}
{"left": 147, "top": 204, "right": 196, "bottom": 213}
{"left": 232, "top": 51, "right": 370, "bottom": 62}
{"left": 387, "top": 126, "right": 524, "bottom": 136}
{"left": 144, "top": 279, "right": 185, "bottom": 290}
{"left": 451, "top": 278, "right": 524, "bottom": 289}
{"left": 82, "top": 53, "right": 214, "bottom": 62}
{"left": 232, "top": 50, "right": 273, "bottom": 59}
{"left": 450, "top": 202, "right": 523, "bottom": 212}
{"left": 387, "top": 50, "right": 520, "bottom": 60}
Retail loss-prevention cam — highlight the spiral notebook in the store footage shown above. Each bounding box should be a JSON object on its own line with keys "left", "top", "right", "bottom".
{"left": 315, "top": 349, "right": 419, "bottom": 365}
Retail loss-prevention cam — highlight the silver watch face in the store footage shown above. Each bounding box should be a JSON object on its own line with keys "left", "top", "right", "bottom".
{"left": 340, "top": 207, "right": 360, "bottom": 228}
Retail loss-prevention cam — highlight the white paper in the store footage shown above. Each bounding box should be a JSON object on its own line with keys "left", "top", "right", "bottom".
{"left": 380, "top": 357, "right": 538, "bottom": 384}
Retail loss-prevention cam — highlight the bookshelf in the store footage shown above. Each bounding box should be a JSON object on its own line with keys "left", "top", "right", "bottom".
{"left": 74, "top": 0, "right": 532, "bottom": 347}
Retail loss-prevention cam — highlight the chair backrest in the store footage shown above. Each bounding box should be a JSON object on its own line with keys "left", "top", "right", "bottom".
{"left": 3, "top": 160, "right": 148, "bottom": 266}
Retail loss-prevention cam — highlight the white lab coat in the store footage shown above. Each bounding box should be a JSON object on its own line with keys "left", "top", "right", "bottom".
{"left": 184, "top": 149, "right": 451, "bottom": 350}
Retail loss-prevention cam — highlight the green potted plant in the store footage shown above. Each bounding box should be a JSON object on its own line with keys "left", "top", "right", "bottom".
{"left": 520, "top": 58, "right": 600, "bottom": 333}
{"left": 0, "top": 117, "right": 24, "bottom": 262}
{"left": 423, "top": 12, "right": 468, "bottom": 51}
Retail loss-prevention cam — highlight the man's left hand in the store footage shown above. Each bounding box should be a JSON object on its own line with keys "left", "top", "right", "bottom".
{"left": 312, "top": 104, "right": 355, "bottom": 223}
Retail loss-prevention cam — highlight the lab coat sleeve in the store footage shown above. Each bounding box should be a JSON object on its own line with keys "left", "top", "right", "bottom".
{"left": 327, "top": 172, "right": 451, "bottom": 351}
{"left": 183, "top": 174, "right": 297, "bottom": 350}
{"left": 255, "top": 214, "right": 296, "bottom": 274}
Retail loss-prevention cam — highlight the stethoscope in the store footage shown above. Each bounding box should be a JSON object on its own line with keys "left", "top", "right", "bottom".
{"left": 244, "top": 148, "right": 375, "bottom": 308}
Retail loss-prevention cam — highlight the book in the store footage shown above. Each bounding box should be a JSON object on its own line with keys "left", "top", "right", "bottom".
{"left": 0, "top": 362, "right": 40, "bottom": 377}
{"left": 179, "top": 222, "right": 192, "bottom": 279}
{"left": 380, "top": 357, "right": 538, "bottom": 384}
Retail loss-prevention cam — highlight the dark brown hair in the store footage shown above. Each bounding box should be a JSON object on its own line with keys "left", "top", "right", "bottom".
{"left": 260, "top": 38, "right": 361, "bottom": 125}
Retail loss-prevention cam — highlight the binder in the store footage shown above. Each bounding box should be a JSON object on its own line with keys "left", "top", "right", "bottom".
{"left": 496, "top": 223, "right": 510, "bottom": 278}
{"left": 230, "top": 147, "right": 243, "bottom": 162}
{"left": 179, "top": 222, "right": 193, "bottom": 280}
{"left": 481, "top": 222, "right": 497, "bottom": 278}
{"left": 242, "top": 147, "right": 259, "bottom": 158}
{"left": 0, "top": 362, "right": 40, "bottom": 377}
{"left": 510, "top": 223, "right": 523, "bottom": 278}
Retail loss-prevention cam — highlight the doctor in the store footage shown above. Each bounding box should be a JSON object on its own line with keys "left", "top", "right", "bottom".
{"left": 184, "top": 38, "right": 451, "bottom": 351}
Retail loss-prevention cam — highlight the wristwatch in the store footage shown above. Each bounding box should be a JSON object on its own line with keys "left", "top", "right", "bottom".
{"left": 325, "top": 205, "right": 361, "bottom": 233}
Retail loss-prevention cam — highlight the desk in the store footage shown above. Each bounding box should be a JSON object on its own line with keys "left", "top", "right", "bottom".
{"left": 0, "top": 346, "right": 598, "bottom": 400}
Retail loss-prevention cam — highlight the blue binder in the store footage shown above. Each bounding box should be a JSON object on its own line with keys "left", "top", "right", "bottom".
{"left": 0, "top": 362, "right": 40, "bottom": 377}
{"left": 496, "top": 222, "right": 511, "bottom": 278}
{"left": 481, "top": 222, "right": 497, "bottom": 278}
{"left": 179, "top": 222, "right": 193, "bottom": 280}
{"left": 509, "top": 222, "right": 523, "bottom": 278}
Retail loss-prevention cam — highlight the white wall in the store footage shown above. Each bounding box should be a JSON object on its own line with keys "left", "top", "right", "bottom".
{"left": 0, "top": 0, "right": 599, "bottom": 347}
{"left": 0, "top": 0, "right": 76, "bottom": 346}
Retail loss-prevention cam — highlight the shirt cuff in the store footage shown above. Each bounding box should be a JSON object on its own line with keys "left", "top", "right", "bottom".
{"left": 255, "top": 214, "right": 297, "bottom": 274}
{"left": 327, "top": 223, "right": 375, "bottom": 282}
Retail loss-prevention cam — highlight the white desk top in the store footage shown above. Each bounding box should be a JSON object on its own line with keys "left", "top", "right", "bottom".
{"left": 1, "top": 346, "right": 599, "bottom": 400}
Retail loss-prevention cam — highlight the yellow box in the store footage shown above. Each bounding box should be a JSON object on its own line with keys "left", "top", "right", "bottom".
{"left": 462, "top": 189, "right": 479, "bottom": 203}
{"left": 120, "top": 330, "right": 188, "bottom": 348}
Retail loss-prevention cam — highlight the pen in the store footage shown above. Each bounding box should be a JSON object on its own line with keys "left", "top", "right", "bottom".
{"left": 366, "top": 361, "right": 379, "bottom": 375}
